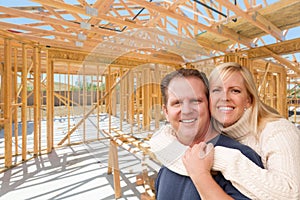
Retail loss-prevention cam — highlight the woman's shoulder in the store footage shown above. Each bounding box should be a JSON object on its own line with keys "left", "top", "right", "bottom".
{"left": 262, "top": 118, "right": 300, "bottom": 137}
{"left": 260, "top": 118, "right": 300, "bottom": 157}
{"left": 265, "top": 118, "right": 297, "bottom": 127}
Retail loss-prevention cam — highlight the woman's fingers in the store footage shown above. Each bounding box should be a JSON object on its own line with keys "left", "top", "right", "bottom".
{"left": 198, "top": 142, "right": 214, "bottom": 159}
{"left": 184, "top": 142, "right": 215, "bottom": 159}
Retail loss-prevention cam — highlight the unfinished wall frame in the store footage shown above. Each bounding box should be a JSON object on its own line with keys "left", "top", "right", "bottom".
{"left": 0, "top": 32, "right": 299, "bottom": 173}
{"left": 191, "top": 54, "right": 288, "bottom": 117}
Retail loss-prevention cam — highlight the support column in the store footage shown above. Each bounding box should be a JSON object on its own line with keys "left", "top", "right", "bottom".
{"left": 107, "top": 140, "right": 121, "bottom": 199}
{"left": 33, "top": 46, "right": 41, "bottom": 156}
{"left": 4, "top": 39, "right": 12, "bottom": 167}
{"left": 21, "top": 44, "right": 28, "bottom": 160}
{"left": 47, "top": 57, "right": 54, "bottom": 153}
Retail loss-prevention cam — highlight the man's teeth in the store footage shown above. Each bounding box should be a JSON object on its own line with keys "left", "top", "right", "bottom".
{"left": 218, "top": 107, "right": 234, "bottom": 111}
{"left": 180, "top": 119, "right": 197, "bottom": 123}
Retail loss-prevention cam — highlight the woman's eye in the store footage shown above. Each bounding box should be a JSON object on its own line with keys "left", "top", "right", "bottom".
{"left": 211, "top": 88, "right": 220, "bottom": 93}
{"left": 232, "top": 89, "right": 241, "bottom": 94}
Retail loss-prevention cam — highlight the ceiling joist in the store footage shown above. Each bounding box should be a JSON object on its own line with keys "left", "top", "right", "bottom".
{"left": 0, "top": 0, "right": 299, "bottom": 74}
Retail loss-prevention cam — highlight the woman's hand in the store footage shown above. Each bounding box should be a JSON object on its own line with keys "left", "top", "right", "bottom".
{"left": 182, "top": 142, "right": 215, "bottom": 178}
{"left": 183, "top": 143, "right": 235, "bottom": 200}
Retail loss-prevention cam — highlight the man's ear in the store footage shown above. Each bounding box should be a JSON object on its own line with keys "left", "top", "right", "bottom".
{"left": 162, "top": 104, "right": 169, "bottom": 121}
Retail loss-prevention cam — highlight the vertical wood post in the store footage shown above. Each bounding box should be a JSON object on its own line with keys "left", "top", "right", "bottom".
{"left": 107, "top": 140, "right": 121, "bottom": 199}
{"left": 4, "top": 38, "right": 12, "bottom": 167}
{"left": 33, "top": 46, "right": 41, "bottom": 155}
{"left": 47, "top": 57, "right": 54, "bottom": 152}
{"left": 21, "top": 44, "right": 28, "bottom": 160}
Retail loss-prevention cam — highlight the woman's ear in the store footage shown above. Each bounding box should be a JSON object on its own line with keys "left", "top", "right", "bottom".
{"left": 245, "top": 95, "right": 252, "bottom": 108}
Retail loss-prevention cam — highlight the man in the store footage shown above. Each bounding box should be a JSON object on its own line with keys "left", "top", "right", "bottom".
{"left": 149, "top": 68, "right": 263, "bottom": 200}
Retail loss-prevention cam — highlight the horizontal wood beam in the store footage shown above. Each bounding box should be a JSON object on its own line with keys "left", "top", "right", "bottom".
{"left": 247, "top": 38, "right": 300, "bottom": 59}
{"left": 261, "top": 47, "right": 300, "bottom": 75}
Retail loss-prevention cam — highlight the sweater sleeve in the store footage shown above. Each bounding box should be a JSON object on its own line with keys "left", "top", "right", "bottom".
{"left": 213, "top": 120, "right": 300, "bottom": 200}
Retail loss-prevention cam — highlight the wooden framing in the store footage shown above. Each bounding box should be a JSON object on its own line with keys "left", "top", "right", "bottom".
{"left": 46, "top": 57, "right": 54, "bottom": 153}
{"left": 33, "top": 46, "right": 41, "bottom": 155}
{"left": 0, "top": 27, "right": 298, "bottom": 177}
{"left": 191, "top": 54, "right": 289, "bottom": 117}
{"left": 107, "top": 140, "right": 121, "bottom": 199}
{"left": 103, "top": 128, "right": 157, "bottom": 199}
{"left": 3, "top": 39, "right": 12, "bottom": 167}
{"left": 0, "top": 1, "right": 300, "bottom": 198}
{"left": 21, "top": 44, "right": 28, "bottom": 161}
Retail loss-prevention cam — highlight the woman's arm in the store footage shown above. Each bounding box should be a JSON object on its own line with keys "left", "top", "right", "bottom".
{"left": 213, "top": 121, "right": 300, "bottom": 199}
{"left": 183, "top": 142, "right": 233, "bottom": 200}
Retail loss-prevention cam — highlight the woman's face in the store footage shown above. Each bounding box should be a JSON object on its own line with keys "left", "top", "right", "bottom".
{"left": 209, "top": 71, "right": 251, "bottom": 127}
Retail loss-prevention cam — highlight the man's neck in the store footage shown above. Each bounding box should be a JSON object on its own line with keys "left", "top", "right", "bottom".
{"left": 190, "top": 123, "right": 219, "bottom": 147}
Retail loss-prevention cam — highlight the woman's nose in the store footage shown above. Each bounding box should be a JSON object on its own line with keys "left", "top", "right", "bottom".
{"left": 220, "top": 91, "right": 230, "bottom": 101}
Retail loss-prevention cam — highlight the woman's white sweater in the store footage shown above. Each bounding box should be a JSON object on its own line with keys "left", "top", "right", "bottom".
{"left": 213, "top": 109, "right": 300, "bottom": 199}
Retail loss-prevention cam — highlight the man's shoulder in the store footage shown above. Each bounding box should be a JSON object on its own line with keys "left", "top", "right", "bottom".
{"left": 215, "top": 134, "right": 245, "bottom": 147}
{"left": 216, "top": 134, "right": 254, "bottom": 152}
{"left": 215, "top": 134, "right": 263, "bottom": 168}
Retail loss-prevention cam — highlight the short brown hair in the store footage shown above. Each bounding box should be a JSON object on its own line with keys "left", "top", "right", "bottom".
{"left": 160, "top": 68, "right": 209, "bottom": 105}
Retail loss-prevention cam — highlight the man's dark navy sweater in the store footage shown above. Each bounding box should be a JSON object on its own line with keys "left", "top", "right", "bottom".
{"left": 155, "top": 134, "right": 264, "bottom": 200}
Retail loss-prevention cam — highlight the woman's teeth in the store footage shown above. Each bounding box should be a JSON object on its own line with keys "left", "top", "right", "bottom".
{"left": 218, "top": 107, "right": 233, "bottom": 111}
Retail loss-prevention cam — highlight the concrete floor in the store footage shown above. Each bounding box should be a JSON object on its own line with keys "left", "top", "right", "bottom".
{"left": 0, "top": 139, "right": 159, "bottom": 200}
{"left": 0, "top": 114, "right": 161, "bottom": 200}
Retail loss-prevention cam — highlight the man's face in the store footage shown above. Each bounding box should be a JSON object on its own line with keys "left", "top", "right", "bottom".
{"left": 163, "top": 77, "right": 210, "bottom": 146}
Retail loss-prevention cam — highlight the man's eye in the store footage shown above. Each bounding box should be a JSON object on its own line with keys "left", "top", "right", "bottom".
{"left": 171, "top": 101, "right": 181, "bottom": 106}
{"left": 192, "top": 100, "right": 202, "bottom": 104}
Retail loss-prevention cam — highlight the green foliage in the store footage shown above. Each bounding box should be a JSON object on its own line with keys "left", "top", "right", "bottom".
{"left": 27, "top": 86, "right": 33, "bottom": 91}
{"left": 288, "top": 85, "right": 300, "bottom": 98}
{"left": 74, "top": 80, "right": 105, "bottom": 91}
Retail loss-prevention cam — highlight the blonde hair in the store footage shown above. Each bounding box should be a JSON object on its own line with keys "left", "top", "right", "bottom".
{"left": 209, "top": 62, "right": 282, "bottom": 136}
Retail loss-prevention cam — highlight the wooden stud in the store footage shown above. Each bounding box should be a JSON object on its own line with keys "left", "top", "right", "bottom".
{"left": 96, "top": 65, "right": 100, "bottom": 139}
{"left": 33, "top": 46, "right": 41, "bottom": 155}
{"left": 108, "top": 66, "right": 112, "bottom": 132}
{"left": 258, "top": 62, "right": 270, "bottom": 96}
{"left": 21, "top": 44, "right": 28, "bottom": 160}
{"left": 128, "top": 70, "right": 134, "bottom": 133}
{"left": 4, "top": 38, "right": 13, "bottom": 167}
{"left": 120, "top": 67, "right": 124, "bottom": 131}
{"left": 83, "top": 64, "right": 86, "bottom": 142}
{"left": 13, "top": 47, "right": 19, "bottom": 155}
{"left": 67, "top": 62, "right": 71, "bottom": 144}
{"left": 143, "top": 67, "right": 150, "bottom": 130}
{"left": 107, "top": 140, "right": 121, "bottom": 199}
{"left": 111, "top": 72, "right": 117, "bottom": 117}
{"left": 154, "top": 64, "right": 161, "bottom": 129}
{"left": 46, "top": 57, "right": 54, "bottom": 152}
{"left": 136, "top": 72, "right": 141, "bottom": 131}
{"left": 38, "top": 47, "right": 42, "bottom": 155}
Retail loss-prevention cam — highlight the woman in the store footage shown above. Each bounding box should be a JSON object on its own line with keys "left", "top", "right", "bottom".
{"left": 183, "top": 62, "right": 300, "bottom": 199}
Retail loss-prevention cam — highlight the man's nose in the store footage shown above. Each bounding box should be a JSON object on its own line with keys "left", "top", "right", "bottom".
{"left": 181, "top": 102, "right": 193, "bottom": 113}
